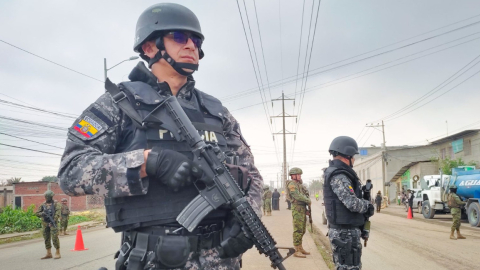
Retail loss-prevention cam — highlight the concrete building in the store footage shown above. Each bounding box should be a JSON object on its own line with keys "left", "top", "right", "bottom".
{"left": 13, "top": 181, "right": 104, "bottom": 211}
{"left": 353, "top": 129, "right": 480, "bottom": 202}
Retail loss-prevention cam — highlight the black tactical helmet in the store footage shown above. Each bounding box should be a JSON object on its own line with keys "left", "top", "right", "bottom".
{"left": 134, "top": 3, "right": 204, "bottom": 75}
{"left": 329, "top": 136, "right": 359, "bottom": 157}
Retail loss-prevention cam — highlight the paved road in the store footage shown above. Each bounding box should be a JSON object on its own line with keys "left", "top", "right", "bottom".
{"left": 0, "top": 226, "right": 118, "bottom": 270}
{"left": 311, "top": 198, "right": 480, "bottom": 270}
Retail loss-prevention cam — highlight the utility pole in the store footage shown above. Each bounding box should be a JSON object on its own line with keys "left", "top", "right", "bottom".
{"left": 271, "top": 92, "right": 296, "bottom": 189}
{"left": 366, "top": 121, "right": 387, "bottom": 196}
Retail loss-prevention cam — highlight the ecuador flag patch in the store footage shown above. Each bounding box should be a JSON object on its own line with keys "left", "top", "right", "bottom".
{"left": 74, "top": 116, "right": 103, "bottom": 138}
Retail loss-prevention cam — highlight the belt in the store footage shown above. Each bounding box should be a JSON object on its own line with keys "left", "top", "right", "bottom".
{"left": 117, "top": 224, "right": 224, "bottom": 270}
{"left": 328, "top": 224, "right": 357, "bottom": 230}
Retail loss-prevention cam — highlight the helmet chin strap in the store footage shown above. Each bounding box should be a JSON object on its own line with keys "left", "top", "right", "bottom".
{"left": 148, "top": 37, "right": 199, "bottom": 76}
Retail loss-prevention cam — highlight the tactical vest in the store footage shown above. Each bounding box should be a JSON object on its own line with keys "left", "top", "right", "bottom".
{"left": 105, "top": 80, "right": 230, "bottom": 232}
{"left": 323, "top": 159, "right": 365, "bottom": 226}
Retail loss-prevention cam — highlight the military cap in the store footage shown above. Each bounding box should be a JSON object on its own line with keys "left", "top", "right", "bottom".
{"left": 289, "top": 167, "right": 303, "bottom": 175}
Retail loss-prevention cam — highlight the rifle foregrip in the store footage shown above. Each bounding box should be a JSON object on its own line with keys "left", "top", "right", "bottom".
{"left": 177, "top": 194, "right": 214, "bottom": 232}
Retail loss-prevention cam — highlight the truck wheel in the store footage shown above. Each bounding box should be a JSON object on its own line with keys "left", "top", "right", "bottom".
{"left": 467, "top": 202, "right": 480, "bottom": 227}
{"left": 422, "top": 200, "right": 435, "bottom": 219}
{"left": 322, "top": 211, "right": 327, "bottom": 225}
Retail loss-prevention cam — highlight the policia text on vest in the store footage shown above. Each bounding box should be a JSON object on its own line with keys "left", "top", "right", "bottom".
{"left": 107, "top": 80, "right": 295, "bottom": 270}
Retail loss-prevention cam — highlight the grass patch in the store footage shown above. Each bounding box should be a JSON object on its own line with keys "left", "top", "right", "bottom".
{"left": 308, "top": 225, "right": 335, "bottom": 270}
{"left": 68, "top": 215, "right": 91, "bottom": 225}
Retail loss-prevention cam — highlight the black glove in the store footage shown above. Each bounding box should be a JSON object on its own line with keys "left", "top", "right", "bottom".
{"left": 217, "top": 216, "right": 254, "bottom": 259}
{"left": 146, "top": 147, "right": 202, "bottom": 191}
{"left": 365, "top": 204, "right": 375, "bottom": 218}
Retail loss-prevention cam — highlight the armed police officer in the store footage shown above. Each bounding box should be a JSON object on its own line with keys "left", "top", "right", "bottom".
{"left": 58, "top": 3, "right": 263, "bottom": 270}
{"left": 36, "top": 190, "right": 62, "bottom": 260}
{"left": 323, "top": 136, "right": 374, "bottom": 270}
{"left": 447, "top": 185, "right": 466, "bottom": 240}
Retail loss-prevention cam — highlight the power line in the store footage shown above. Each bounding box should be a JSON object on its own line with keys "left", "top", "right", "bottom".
{"left": 0, "top": 143, "right": 62, "bottom": 156}
{"left": 386, "top": 66, "right": 480, "bottom": 122}
{"left": 0, "top": 99, "right": 77, "bottom": 118}
{"left": 221, "top": 18, "right": 480, "bottom": 102}
{"left": 0, "top": 115, "right": 67, "bottom": 130}
{"left": 0, "top": 132, "right": 64, "bottom": 149}
{"left": 292, "top": 0, "right": 322, "bottom": 163}
{"left": 0, "top": 39, "right": 103, "bottom": 82}
{"left": 377, "top": 52, "right": 480, "bottom": 121}
{"left": 230, "top": 34, "right": 480, "bottom": 112}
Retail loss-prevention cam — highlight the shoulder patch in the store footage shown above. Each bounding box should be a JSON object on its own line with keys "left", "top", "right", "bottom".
{"left": 69, "top": 104, "right": 111, "bottom": 141}
{"left": 74, "top": 115, "right": 103, "bottom": 138}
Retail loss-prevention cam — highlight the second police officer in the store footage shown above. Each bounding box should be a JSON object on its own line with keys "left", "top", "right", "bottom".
{"left": 58, "top": 3, "right": 263, "bottom": 270}
{"left": 323, "top": 136, "right": 374, "bottom": 270}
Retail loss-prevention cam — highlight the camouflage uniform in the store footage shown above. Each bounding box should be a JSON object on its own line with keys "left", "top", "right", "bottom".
{"left": 57, "top": 81, "right": 263, "bottom": 269}
{"left": 448, "top": 193, "right": 466, "bottom": 231}
{"left": 328, "top": 174, "right": 370, "bottom": 270}
{"left": 60, "top": 203, "right": 70, "bottom": 233}
{"left": 286, "top": 180, "right": 310, "bottom": 246}
{"left": 36, "top": 201, "right": 61, "bottom": 250}
{"left": 263, "top": 188, "right": 272, "bottom": 215}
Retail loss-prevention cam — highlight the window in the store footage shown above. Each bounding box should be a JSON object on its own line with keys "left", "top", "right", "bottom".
{"left": 447, "top": 146, "right": 454, "bottom": 159}
{"left": 440, "top": 148, "right": 446, "bottom": 159}
{"left": 465, "top": 139, "right": 472, "bottom": 156}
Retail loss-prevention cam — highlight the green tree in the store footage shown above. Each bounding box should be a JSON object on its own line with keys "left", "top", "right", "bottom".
{"left": 308, "top": 179, "right": 323, "bottom": 194}
{"left": 438, "top": 158, "right": 477, "bottom": 175}
{"left": 6, "top": 177, "right": 22, "bottom": 186}
{"left": 41, "top": 176, "right": 58, "bottom": 182}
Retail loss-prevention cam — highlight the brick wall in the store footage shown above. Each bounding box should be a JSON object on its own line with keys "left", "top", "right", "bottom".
{"left": 13, "top": 182, "right": 101, "bottom": 211}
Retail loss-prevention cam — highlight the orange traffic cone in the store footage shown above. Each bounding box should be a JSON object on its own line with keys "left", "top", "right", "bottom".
{"left": 407, "top": 206, "right": 413, "bottom": 219}
{"left": 71, "top": 225, "right": 88, "bottom": 251}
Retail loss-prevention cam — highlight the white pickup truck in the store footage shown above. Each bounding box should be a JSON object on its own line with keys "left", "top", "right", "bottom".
{"left": 420, "top": 175, "right": 451, "bottom": 219}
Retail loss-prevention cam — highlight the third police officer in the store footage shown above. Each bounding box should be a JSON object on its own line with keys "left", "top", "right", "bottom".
{"left": 323, "top": 136, "right": 374, "bottom": 270}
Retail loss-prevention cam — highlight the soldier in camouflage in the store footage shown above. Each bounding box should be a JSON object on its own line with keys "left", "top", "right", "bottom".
{"left": 60, "top": 198, "right": 70, "bottom": 235}
{"left": 447, "top": 185, "right": 466, "bottom": 240}
{"left": 323, "top": 136, "right": 374, "bottom": 270}
{"left": 286, "top": 167, "right": 311, "bottom": 258}
{"left": 35, "top": 190, "right": 61, "bottom": 259}
{"left": 57, "top": 3, "right": 262, "bottom": 270}
{"left": 263, "top": 186, "right": 272, "bottom": 216}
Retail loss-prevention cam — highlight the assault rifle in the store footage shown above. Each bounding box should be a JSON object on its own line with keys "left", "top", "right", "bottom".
{"left": 306, "top": 205, "right": 312, "bottom": 231}
{"left": 144, "top": 96, "right": 294, "bottom": 270}
{"left": 361, "top": 180, "right": 372, "bottom": 247}
{"left": 41, "top": 204, "right": 57, "bottom": 229}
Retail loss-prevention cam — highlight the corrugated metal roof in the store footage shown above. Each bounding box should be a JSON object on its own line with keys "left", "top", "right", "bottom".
{"left": 429, "top": 130, "right": 480, "bottom": 145}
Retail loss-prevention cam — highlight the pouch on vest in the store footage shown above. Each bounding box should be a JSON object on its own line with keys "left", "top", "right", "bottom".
{"left": 225, "top": 163, "right": 251, "bottom": 194}
{"left": 155, "top": 235, "right": 190, "bottom": 268}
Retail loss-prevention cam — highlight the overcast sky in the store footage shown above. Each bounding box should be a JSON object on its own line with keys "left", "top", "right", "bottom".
{"left": 1, "top": 0, "right": 480, "bottom": 186}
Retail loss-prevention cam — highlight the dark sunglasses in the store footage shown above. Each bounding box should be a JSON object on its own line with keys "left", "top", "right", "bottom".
{"left": 165, "top": 31, "right": 203, "bottom": 49}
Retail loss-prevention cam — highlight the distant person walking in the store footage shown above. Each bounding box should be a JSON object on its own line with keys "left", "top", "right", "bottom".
{"left": 375, "top": 191, "right": 383, "bottom": 213}
{"left": 272, "top": 189, "right": 280, "bottom": 210}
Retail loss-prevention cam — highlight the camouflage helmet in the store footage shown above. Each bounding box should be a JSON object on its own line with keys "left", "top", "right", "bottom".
{"left": 449, "top": 185, "right": 458, "bottom": 189}
{"left": 289, "top": 167, "right": 303, "bottom": 175}
{"left": 44, "top": 190, "right": 55, "bottom": 199}
{"left": 61, "top": 198, "right": 68, "bottom": 202}
{"left": 263, "top": 185, "right": 270, "bottom": 191}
